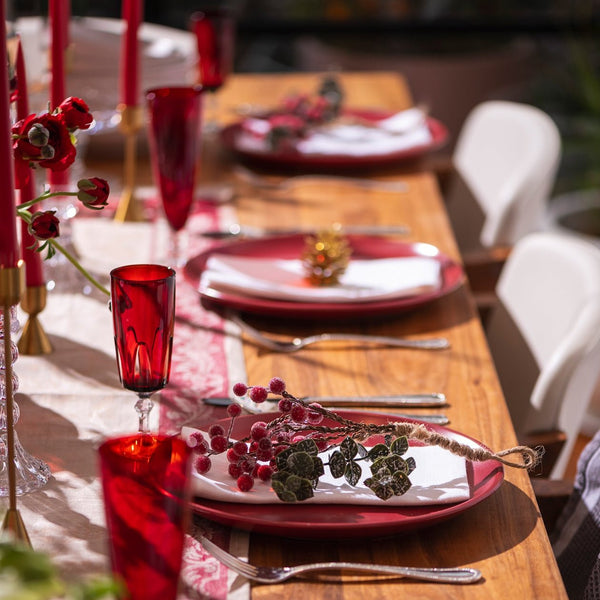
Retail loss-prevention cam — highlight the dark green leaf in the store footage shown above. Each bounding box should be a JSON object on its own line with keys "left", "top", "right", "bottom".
{"left": 368, "top": 443, "right": 390, "bottom": 461}
{"left": 364, "top": 477, "right": 394, "bottom": 500}
{"left": 272, "top": 480, "right": 297, "bottom": 502}
{"left": 295, "top": 438, "right": 319, "bottom": 456}
{"left": 382, "top": 454, "right": 408, "bottom": 474}
{"left": 287, "top": 452, "right": 316, "bottom": 477}
{"left": 390, "top": 436, "right": 409, "bottom": 456}
{"left": 312, "top": 456, "right": 325, "bottom": 478}
{"left": 275, "top": 447, "right": 294, "bottom": 471}
{"left": 329, "top": 451, "right": 346, "bottom": 478}
{"left": 285, "top": 474, "right": 314, "bottom": 501}
{"left": 340, "top": 436, "right": 359, "bottom": 460}
{"left": 405, "top": 456, "right": 416, "bottom": 474}
{"left": 370, "top": 456, "right": 388, "bottom": 475}
{"left": 344, "top": 461, "right": 362, "bottom": 486}
{"left": 390, "top": 471, "right": 412, "bottom": 496}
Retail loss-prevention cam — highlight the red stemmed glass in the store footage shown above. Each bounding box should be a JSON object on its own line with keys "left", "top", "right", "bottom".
{"left": 110, "top": 264, "right": 176, "bottom": 433}
{"left": 190, "top": 8, "right": 235, "bottom": 129}
{"left": 99, "top": 434, "right": 192, "bottom": 600}
{"left": 146, "top": 86, "right": 203, "bottom": 266}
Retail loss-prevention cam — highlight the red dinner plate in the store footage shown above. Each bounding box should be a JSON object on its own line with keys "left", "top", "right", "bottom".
{"left": 189, "top": 410, "right": 504, "bottom": 539}
{"left": 183, "top": 234, "right": 464, "bottom": 320}
{"left": 220, "top": 108, "right": 448, "bottom": 170}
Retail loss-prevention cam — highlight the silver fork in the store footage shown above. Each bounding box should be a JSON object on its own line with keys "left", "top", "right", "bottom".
{"left": 230, "top": 313, "right": 450, "bottom": 352}
{"left": 199, "top": 535, "right": 481, "bottom": 584}
{"left": 233, "top": 165, "right": 409, "bottom": 193}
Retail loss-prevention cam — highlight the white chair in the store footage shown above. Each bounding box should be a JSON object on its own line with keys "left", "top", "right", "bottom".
{"left": 446, "top": 100, "right": 562, "bottom": 254}
{"left": 485, "top": 231, "right": 600, "bottom": 479}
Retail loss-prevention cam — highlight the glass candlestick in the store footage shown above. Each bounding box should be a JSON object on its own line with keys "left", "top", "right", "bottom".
{"left": 0, "top": 306, "right": 51, "bottom": 496}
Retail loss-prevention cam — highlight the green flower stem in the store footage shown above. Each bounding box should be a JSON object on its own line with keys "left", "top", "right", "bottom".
{"left": 49, "top": 238, "right": 110, "bottom": 297}
{"left": 17, "top": 206, "right": 110, "bottom": 297}
{"left": 18, "top": 190, "right": 79, "bottom": 211}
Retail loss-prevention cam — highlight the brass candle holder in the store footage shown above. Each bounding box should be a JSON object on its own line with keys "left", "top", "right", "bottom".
{"left": 0, "top": 261, "right": 31, "bottom": 545}
{"left": 114, "top": 103, "right": 145, "bottom": 223}
{"left": 17, "top": 285, "right": 52, "bottom": 355}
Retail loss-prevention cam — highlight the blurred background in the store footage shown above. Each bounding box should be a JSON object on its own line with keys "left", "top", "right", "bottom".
{"left": 9, "top": 1, "right": 600, "bottom": 196}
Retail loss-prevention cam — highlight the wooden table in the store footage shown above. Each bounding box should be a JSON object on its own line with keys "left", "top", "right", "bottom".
{"left": 80, "top": 71, "right": 565, "bottom": 599}
{"left": 195, "top": 72, "right": 567, "bottom": 599}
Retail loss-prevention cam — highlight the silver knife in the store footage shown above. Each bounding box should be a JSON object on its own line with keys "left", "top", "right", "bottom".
{"left": 202, "top": 396, "right": 448, "bottom": 424}
{"left": 199, "top": 223, "right": 410, "bottom": 240}
{"left": 202, "top": 393, "right": 447, "bottom": 408}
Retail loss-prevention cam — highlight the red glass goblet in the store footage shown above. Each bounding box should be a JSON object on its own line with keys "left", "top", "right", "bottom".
{"left": 99, "top": 433, "right": 192, "bottom": 600}
{"left": 146, "top": 86, "right": 203, "bottom": 266}
{"left": 110, "top": 264, "right": 176, "bottom": 433}
{"left": 190, "top": 8, "right": 235, "bottom": 130}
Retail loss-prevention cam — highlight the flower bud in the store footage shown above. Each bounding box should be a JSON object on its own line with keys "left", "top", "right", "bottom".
{"left": 40, "top": 144, "right": 55, "bottom": 160}
{"left": 77, "top": 177, "right": 110, "bottom": 209}
{"left": 27, "top": 123, "right": 50, "bottom": 147}
{"left": 59, "top": 96, "right": 94, "bottom": 131}
{"left": 28, "top": 210, "right": 60, "bottom": 240}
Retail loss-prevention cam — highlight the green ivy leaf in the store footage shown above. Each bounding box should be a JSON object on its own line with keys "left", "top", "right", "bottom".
{"left": 285, "top": 474, "right": 315, "bottom": 501}
{"left": 381, "top": 454, "right": 408, "bottom": 474}
{"left": 364, "top": 477, "right": 394, "bottom": 500}
{"left": 287, "top": 451, "right": 316, "bottom": 477}
{"left": 344, "top": 461, "right": 361, "bottom": 486}
{"left": 368, "top": 443, "right": 390, "bottom": 461}
{"left": 390, "top": 436, "right": 409, "bottom": 456}
{"left": 295, "top": 438, "right": 319, "bottom": 456}
{"left": 329, "top": 451, "right": 346, "bottom": 478}
{"left": 390, "top": 471, "right": 412, "bottom": 496}
{"left": 312, "top": 456, "right": 325, "bottom": 479}
{"left": 340, "top": 437, "right": 359, "bottom": 460}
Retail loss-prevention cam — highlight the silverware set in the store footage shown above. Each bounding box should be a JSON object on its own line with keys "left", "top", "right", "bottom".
{"left": 199, "top": 535, "right": 482, "bottom": 584}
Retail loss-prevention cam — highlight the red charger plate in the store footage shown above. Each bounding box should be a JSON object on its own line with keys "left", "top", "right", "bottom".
{"left": 220, "top": 108, "right": 448, "bottom": 170}
{"left": 183, "top": 234, "right": 464, "bottom": 320}
{"left": 189, "top": 410, "right": 504, "bottom": 539}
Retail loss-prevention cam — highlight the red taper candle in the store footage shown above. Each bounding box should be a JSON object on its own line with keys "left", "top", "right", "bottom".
{"left": 120, "top": 0, "right": 143, "bottom": 106}
{"left": 16, "top": 42, "right": 44, "bottom": 287}
{"left": 0, "top": 0, "right": 20, "bottom": 269}
{"left": 49, "top": 0, "right": 69, "bottom": 186}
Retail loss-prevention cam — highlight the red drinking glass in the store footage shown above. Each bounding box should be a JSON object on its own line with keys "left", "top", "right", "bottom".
{"left": 100, "top": 434, "right": 192, "bottom": 600}
{"left": 191, "top": 9, "right": 235, "bottom": 93}
{"left": 111, "top": 264, "right": 176, "bottom": 432}
{"left": 146, "top": 86, "right": 203, "bottom": 265}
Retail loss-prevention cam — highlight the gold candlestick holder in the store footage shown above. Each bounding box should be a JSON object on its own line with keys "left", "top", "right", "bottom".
{"left": 0, "top": 262, "right": 34, "bottom": 545}
{"left": 17, "top": 285, "right": 52, "bottom": 355}
{"left": 114, "top": 103, "right": 145, "bottom": 223}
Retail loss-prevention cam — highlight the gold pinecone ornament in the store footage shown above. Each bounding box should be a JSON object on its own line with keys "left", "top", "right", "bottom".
{"left": 302, "top": 226, "right": 352, "bottom": 286}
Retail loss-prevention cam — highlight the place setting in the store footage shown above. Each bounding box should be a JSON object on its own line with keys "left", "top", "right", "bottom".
{"left": 220, "top": 75, "right": 449, "bottom": 170}
{"left": 184, "top": 225, "right": 465, "bottom": 321}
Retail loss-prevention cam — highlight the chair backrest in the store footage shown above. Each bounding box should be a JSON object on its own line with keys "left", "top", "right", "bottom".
{"left": 448, "top": 100, "right": 561, "bottom": 251}
{"left": 486, "top": 231, "right": 600, "bottom": 478}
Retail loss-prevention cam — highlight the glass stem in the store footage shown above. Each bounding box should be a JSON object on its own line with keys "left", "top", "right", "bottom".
{"left": 135, "top": 394, "right": 154, "bottom": 433}
{"left": 169, "top": 230, "right": 180, "bottom": 267}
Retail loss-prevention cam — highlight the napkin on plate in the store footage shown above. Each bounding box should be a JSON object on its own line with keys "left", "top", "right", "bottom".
{"left": 237, "top": 108, "right": 432, "bottom": 156}
{"left": 200, "top": 254, "right": 442, "bottom": 303}
{"left": 183, "top": 427, "right": 470, "bottom": 506}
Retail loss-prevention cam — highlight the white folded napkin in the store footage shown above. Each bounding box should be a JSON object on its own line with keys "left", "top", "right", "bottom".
{"left": 183, "top": 427, "right": 470, "bottom": 506}
{"left": 237, "top": 108, "right": 432, "bottom": 156}
{"left": 200, "top": 254, "right": 441, "bottom": 303}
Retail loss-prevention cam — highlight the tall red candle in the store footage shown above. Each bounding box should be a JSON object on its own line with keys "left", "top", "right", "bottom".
{"left": 49, "top": 0, "right": 69, "bottom": 186}
{"left": 0, "top": 0, "right": 20, "bottom": 269}
{"left": 16, "top": 42, "right": 44, "bottom": 287}
{"left": 120, "top": 0, "right": 143, "bottom": 106}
